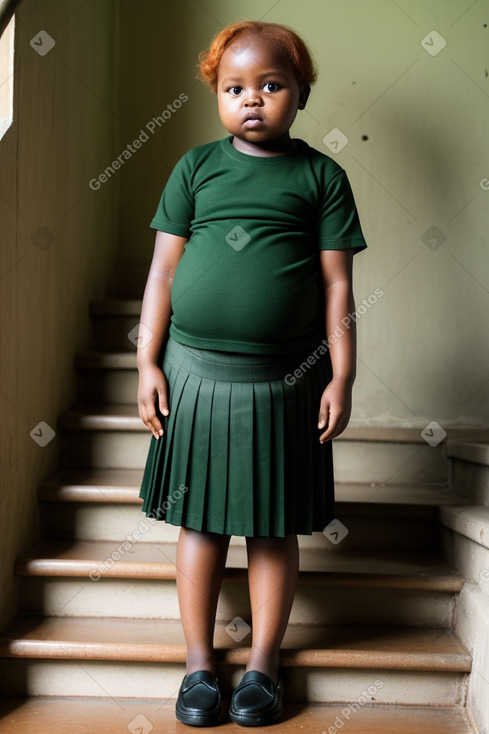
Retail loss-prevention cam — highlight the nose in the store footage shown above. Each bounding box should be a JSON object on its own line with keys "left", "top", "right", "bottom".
{"left": 244, "top": 89, "right": 262, "bottom": 106}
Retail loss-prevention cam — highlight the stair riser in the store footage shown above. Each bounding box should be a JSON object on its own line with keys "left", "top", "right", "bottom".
{"left": 450, "top": 459, "right": 489, "bottom": 505}
{"left": 333, "top": 442, "right": 448, "bottom": 485}
{"left": 0, "top": 659, "right": 468, "bottom": 705}
{"left": 60, "top": 432, "right": 448, "bottom": 485}
{"left": 39, "top": 503, "right": 439, "bottom": 551}
{"left": 440, "top": 526, "right": 489, "bottom": 592}
{"left": 91, "top": 317, "right": 140, "bottom": 352}
{"left": 78, "top": 369, "right": 138, "bottom": 404}
{"left": 61, "top": 432, "right": 151, "bottom": 470}
{"left": 18, "top": 577, "right": 456, "bottom": 627}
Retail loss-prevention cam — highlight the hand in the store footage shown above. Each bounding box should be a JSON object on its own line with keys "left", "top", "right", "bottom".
{"left": 137, "top": 364, "right": 169, "bottom": 439}
{"left": 318, "top": 379, "right": 352, "bottom": 443}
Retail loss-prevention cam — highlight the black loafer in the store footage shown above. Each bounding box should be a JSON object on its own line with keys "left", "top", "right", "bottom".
{"left": 229, "top": 670, "right": 283, "bottom": 727}
{"left": 175, "top": 670, "right": 221, "bottom": 727}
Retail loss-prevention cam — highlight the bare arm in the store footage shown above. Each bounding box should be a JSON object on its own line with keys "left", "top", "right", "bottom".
{"left": 318, "top": 249, "right": 356, "bottom": 443}
{"left": 137, "top": 230, "right": 187, "bottom": 438}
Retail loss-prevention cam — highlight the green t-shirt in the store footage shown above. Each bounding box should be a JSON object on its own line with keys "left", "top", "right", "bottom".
{"left": 150, "top": 136, "right": 367, "bottom": 355}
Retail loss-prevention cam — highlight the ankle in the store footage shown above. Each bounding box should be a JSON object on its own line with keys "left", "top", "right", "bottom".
{"left": 185, "top": 651, "right": 216, "bottom": 677}
{"left": 246, "top": 654, "right": 279, "bottom": 684}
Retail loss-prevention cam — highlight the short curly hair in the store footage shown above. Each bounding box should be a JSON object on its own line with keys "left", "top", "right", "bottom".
{"left": 197, "top": 20, "right": 318, "bottom": 93}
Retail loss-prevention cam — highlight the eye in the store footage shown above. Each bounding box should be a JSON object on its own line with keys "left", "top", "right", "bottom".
{"left": 263, "top": 82, "right": 281, "bottom": 93}
{"left": 228, "top": 86, "right": 242, "bottom": 96}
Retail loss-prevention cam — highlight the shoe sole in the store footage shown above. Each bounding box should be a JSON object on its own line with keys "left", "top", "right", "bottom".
{"left": 175, "top": 708, "right": 221, "bottom": 727}
{"left": 229, "top": 705, "right": 282, "bottom": 727}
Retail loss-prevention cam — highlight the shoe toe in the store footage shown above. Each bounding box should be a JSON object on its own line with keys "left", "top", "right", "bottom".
{"left": 181, "top": 676, "right": 219, "bottom": 710}
{"left": 230, "top": 671, "right": 283, "bottom": 725}
{"left": 232, "top": 680, "right": 272, "bottom": 712}
{"left": 176, "top": 670, "right": 221, "bottom": 726}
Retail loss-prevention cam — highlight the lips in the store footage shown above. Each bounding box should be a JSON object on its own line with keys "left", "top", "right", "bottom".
{"left": 243, "top": 114, "right": 264, "bottom": 128}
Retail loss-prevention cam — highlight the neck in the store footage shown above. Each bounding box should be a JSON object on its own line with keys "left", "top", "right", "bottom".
{"left": 231, "top": 135, "right": 296, "bottom": 157}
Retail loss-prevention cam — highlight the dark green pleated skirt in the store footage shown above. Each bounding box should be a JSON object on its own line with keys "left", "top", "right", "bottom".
{"left": 139, "top": 336, "right": 334, "bottom": 537}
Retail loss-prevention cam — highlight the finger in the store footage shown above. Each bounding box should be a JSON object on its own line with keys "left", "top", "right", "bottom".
{"left": 139, "top": 402, "right": 164, "bottom": 439}
{"left": 139, "top": 400, "right": 155, "bottom": 425}
{"left": 158, "top": 387, "right": 169, "bottom": 417}
{"left": 318, "top": 395, "right": 330, "bottom": 430}
{"left": 320, "top": 412, "right": 347, "bottom": 443}
{"left": 319, "top": 403, "right": 339, "bottom": 442}
{"left": 148, "top": 416, "right": 164, "bottom": 439}
{"left": 319, "top": 423, "right": 336, "bottom": 443}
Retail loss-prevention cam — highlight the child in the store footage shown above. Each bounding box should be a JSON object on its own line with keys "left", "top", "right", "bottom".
{"left": 137, "top": 20, "right": 367, "bottom": 727}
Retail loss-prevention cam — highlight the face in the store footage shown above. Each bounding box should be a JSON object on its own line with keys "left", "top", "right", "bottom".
{"left": 216, "top": 34, "right": 310, "bottom": 154}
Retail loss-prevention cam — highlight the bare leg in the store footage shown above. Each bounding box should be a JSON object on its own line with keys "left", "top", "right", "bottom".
{"left": 245, "top": 534, "right": 299, "bottom": 683}
{"left": 176, "top": 526, "right": 231, "bottom": 675}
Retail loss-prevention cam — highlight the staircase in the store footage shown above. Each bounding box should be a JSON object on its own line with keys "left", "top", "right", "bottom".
{"left": 0, "top": 299, "right": 484, "bottom": 733}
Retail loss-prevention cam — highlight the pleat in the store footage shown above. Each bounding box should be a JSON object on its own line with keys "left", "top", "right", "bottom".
{"left": 164, "top": 371, "right": 200, "bottom": 526}
{"left": 224, "top": 381, "right": 254, "bottom": 534}
{"left": 282, "top": 378, "right": 299, "bottom": 532}
{"left": 294, "top": 365, "right": 315, "bottom": 530}
{"left": 139, "top": 439, "right": 162, "bottom": 516}
{"left": 252, "top": 381, "right": 272, "bottom": 535}
{"left": 268, "top": 379, "right": 286, "bottom": 536}
{"left": 205, "top": 379, "right": 232, "bottom": 534}
{"left": 184, "top": 377, "right": 215, "bottom": 525}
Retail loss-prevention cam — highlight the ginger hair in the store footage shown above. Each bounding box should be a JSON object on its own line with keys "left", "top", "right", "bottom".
{"left": 197, "top": 20, "right": 318, "bottom": 93}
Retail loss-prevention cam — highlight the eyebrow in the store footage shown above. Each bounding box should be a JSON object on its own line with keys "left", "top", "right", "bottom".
{"left": 219, "top": 69, "right": 291, "bottom": 85}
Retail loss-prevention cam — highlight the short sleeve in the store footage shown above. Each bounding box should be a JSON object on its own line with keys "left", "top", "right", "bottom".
{"left": 318, "top": 169, "right": 367, "bottom": 254}
{"left": 150, "top": 154, "right": 195, "bottom": 236}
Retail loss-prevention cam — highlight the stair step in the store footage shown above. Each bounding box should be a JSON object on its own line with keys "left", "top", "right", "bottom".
{"left": 0, "top": 616, "right": 470, "bottom": 669}
{"left": 447, "top": 439, "right": 489, "bottom": 504}
{"left": 440, "top": 504, "right": 489, "bottom": 551}
{"left": 447, "top": 441, "right": 489, "bottom": 466}
{"left": 15, "top": 540, "right": 463, "bottom": 588}
{"left": 39, "top": 468, "right": 144, "bottom": 504}
{"left": 59, "top": 404, "right": 145, "bottom": 432}
{"left": 0, "top": 617, "right": 471, "bottom": 701}
{"left": 0, "top": 697, "right": 476, "bottom": 734}
{"left": 76, "top": 351, "right": 137, "bottom": 369}
{"left": 90, "top": 300, "right": 143, "bottom": 316}
{"left": 89, "top": 299, "right": 142, "bottom": 352}
{"left": 57, "top": 404, "right": 450, "bottom": 483}
{"left": 37, "top": 469, "right": 462, "bottom": 551}
{"left": 75, "top": 352, "right": 138, "bottom": 404}
{"left": 39, "top": 468, "right": 465, "bottom": 507}
{"left": 14, "top": 540, "right": 463, "bottom": 625}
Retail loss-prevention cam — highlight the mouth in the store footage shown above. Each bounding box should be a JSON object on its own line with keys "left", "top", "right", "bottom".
{"left": 242, "top": 114, "right": 264, "bottom": 128}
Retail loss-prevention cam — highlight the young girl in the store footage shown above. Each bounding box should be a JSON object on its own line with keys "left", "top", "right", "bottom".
{"left": 137, "top": 20, "right": 367, "bottom": 727}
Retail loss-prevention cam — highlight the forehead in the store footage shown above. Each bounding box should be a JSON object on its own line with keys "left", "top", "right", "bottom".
{"left": 218, "top": 34, "right": 294, "bottom": 78}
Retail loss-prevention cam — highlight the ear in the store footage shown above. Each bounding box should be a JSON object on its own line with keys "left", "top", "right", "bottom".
{"left": 298, "top": 83, "right": 311, "bottom": 110}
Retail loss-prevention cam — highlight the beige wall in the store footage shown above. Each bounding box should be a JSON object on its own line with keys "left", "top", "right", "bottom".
{"left": 116, "top": 0, "right": 489, "bottom": 430}
{"left": 0, "top": 0, "right": 119, "bottom": 628}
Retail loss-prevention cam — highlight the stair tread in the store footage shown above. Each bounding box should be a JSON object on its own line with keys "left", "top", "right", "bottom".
{"left": 0, "top": 697, "right": 475, "bottom": 734}
{"left": 0, "top": 616, "right": 472, "bottom": 671}
{"left": 59, "top": 404, "right": 144, "bottom": 431}
{"left": 58, "top": 390, "right": 489, "bottom": 443}
{"left": 75, "top": 351, "right": 137, "bottom": 369}
{"left": 446, "top": 439, "right": 489, "bottom": 465}
{"left": 439, "top": 504, "right": 489, "bottom": 551}
{"left": 14, "top": 539, "right": 464, "bottom": 589}
{"left": 90, "top": 299, "right": 142, "bottom": 315}
{"left": 39, "top": 468, "right": 466, "bottom": 508}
